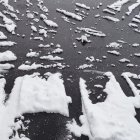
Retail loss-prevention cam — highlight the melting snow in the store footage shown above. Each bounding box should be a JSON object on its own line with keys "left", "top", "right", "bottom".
{"left": 0, "top": 0, "right": 15, "bottom": 12}
{"left": 103, "top": 16, "right": 120, "bottom": 23}
{"left": 18, "top": 63, "right": 43, "bottom": 71}
{"left": 106, "top": 42, "right": 122, "bottom": 49}
{"left": 126, "top": 63, "right": 135, "bottom": 67}
{"left": 0, "top": 41, "right": 16, "bottom": 47}
{"left": 11, "top": 73, "right": 72, "bottom": 116}
{"left": 39, "top": 29, "right": 48, "bottom": 37}
{"left": 134, "top": 53, "right": 140, "bottom": 57}
{"left": 0, "top": 12, "right": 16, "bottom": 34}
{"left": 3, "top": 10, "right": 19, "bottom": 21}
{"left": 132, "top": 43, "right": 139, "bottom": 47}
{"left": 122, "top": 72, "right": 140, "bottom": 97}
{"left": 56, "top": 8, "right": 83, "bottom": 21}
{"left": 0, "top": 31, "right": 7, "bottom": 39}
{"left": 86, "top": 56, "right": 95, "bottom": 62}
{"left": 43, "top": 19, "right": 58, "bottom": 28}
{"left": 31, "top": 25, "right": 37, "bottom": 32}
{"left": 0, "top": 51, "right": 17, "bottom": 62}
{"left": 128, "top": 23, "right": 138, "bottom": 28}
{"left": 33, "top": 36, "right": 44, "bottom": 41}
{"left": 126, "top": 0, "right": 140, "bottom": 15}
{"left": 134, "top": 28, "right": 140, "bottom": 33}
{"left": 38, "top": 44, "right": 50, "bottom": 48}
{"left": 18, "top": 62, "right": 67, "bottom": 70}
{"left": 78, "top": 64, "right": 93, "bottom": 70}
{"left": 94, "top": 84, "right": 103, "bottom": 89}
{"left": 52, "top": 48, "right": 63, "bottom": 54}
{"left": 103, "top": 9, "right": 116, "bottom": 15}
{"left": 119, "top": 58, "right": 130, "bottom": 63}
{"left": 26, "top": 51, "right": 39, "bottom": 58}
{"left": 0, "top": 72, "right": 71, "bottom": 140}
{"left": 132, "top": 18, "right": 140, "bottom": 23}
{"left": 67, "top": 72, "right": 140, "bottom": 140}
{"left": 40, "top": 55, "right": 64, "bottom": 61}
{"left": 108, "top": 0, "right": 130, "bottom": 12}
{"left": 75, "top": 3, "right": 90, "bottom": 10}
{"left": 0, "top": 63, "right": 14, "bottom": 72}
{"left": 76, "top": 35, "right": 91, "bottom": 44}
{"left": 107, "top": 50, "right": 120, "bottom": 56}
{"left": 77, "top": 27, "right": 106, "bottom": 37}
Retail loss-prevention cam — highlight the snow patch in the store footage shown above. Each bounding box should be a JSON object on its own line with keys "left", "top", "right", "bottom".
{"left": 67, "top": 72, "right": 140, "bottom": 140}
{"left": 0, "top": 51, "right": 17, "bottom": 62}
{"left": 0, "top": 12, "right": 16, "bottom": 34}
{"left": 108, "top": 0, "right": 130, "bottom": 11}
{"left": 75, "top": 3, "right": 90, "bottom": 10}
{"left": 103, "top": 16, "right": 120, "bottom": 23}
{"left": 126, "top": 0, "right": 140, "bottom": 15}
{"left": 0, "top": 72, "right": 71, "bottom": 140}
{"left": 40, "top": 55, "right": 64, "bottom": 61}
{"left": 0, "top": 41, "right": 16, "bottom": 47}
{"left": 0, "top": 31, "right": 7, "bottom": 39}
{"left": 56, "top": 8, "right": 83, "bottom": 21}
